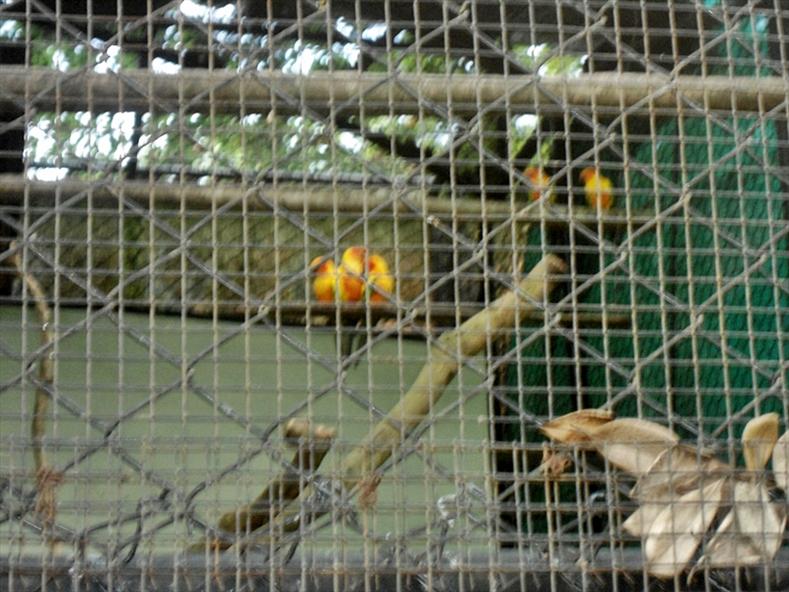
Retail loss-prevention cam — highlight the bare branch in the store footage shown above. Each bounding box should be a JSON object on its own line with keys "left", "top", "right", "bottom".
{"left": 9, "top": 241, "right": 61, "bottom": 534}
{"left": 193, "top": 419, "right": 336, "bottom": 553}
{"left": 340, "top": 254, "right": 567, "bottom": 486}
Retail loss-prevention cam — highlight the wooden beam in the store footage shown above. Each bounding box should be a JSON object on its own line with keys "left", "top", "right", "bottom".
{"left": 179, "top": 301, "right": 632, "bottom": 329}
{"left": 0, "top": 174, "right": 655, "bottom": 228}
{"left": 0, "top": 67, "right": 785, "bottom": 116}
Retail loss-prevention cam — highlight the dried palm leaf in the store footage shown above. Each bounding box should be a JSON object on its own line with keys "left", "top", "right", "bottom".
{"left": 624, "top": 446, "right": 728, "bottom": 538}
{"left": 590, "top": 418, "right": 679, "bottom": 475}
{"left": 742, "top": 413, "right": 780, "bottom": 472}
{"left": 623, "top": 502, "right": 669, "bottom": 539}
{"left": 540, "top": 409, "right": 615, "bottom": 443}
{"left": 644, "top": 478, "right": 726, "bottom": 578}
{"left": 541, "top": 446, "right": 573, "bottom": 478}
{"left": 699, "top": 479, "right": 785, "bottom": 568}
{"left": 631, "top": 445, "right": 727, "bottom": 501}
{"left": 771, "top": 430, "right": 789, "bottom": 492}
{"left": 541, "top": 412, "right": 788, "bottom": 578}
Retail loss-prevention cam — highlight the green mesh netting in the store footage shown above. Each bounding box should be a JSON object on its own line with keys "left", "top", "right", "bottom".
{"left": 505, "top": 14, "right": 789, "bottom": 443}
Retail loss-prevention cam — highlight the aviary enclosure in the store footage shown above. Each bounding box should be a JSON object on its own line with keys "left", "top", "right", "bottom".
{"left": 0, "top": 1, "right": 788, "bottom": 590}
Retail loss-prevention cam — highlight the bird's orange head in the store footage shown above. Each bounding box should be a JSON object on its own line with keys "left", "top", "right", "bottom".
{"left": 341, "top": 246, "right": 367, "bottom": 275}
{"left": 579, "top": 167, "right": 596, "bottom": 183}
{"left": 310, "top": 256, "right": 335, "bottom": 275}
{"left": 367, "top": 253, "right": 390, "bottom": 275}
{"left": 524, "top": 166, "right": 551, "bottom": 202}
{"left": 525, "top": 166, "right": 547, "bottom": 183}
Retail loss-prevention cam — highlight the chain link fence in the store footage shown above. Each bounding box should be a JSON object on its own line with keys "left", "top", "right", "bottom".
{"left": 1, "top": 1, "right": 788, "bottom": 590}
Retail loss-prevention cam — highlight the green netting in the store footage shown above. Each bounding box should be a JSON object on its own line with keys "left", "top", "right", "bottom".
{"left": 506, "top": 14, "right": 789, "bottom": 442}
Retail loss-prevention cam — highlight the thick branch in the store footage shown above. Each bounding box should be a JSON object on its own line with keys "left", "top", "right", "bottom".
{"left": 194, "top": 419, "right": 336, "bottom": 552}
{"left": 340, "top": 254, "right": 567, "bottom": 487}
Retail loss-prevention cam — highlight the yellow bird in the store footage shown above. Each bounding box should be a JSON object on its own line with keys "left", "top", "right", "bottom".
{"left": 367, "top": 253, "right": 394, "bottom": 302}
{"left": 310, "top": 257, "right": 339, "bottom": 303}
{"left": 338, "top": 246, "right": 366, "bottom": 303}
{"left": 524, "top": 166, "right": 554, "bottom": 203}
{"left": 580, "top": 167, "right": 614, "bottom": 210}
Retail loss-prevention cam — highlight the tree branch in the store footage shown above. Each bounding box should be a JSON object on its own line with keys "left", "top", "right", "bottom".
{"left": 340, "top": 253, "right": 567, "bottom": 486}
{"left": 9, "top": 241, "right": 62, "bottom": 535}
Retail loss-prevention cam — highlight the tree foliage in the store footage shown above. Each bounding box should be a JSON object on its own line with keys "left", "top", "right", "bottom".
{"left": 15, "top": 2, "right": 581, "bottom": 191}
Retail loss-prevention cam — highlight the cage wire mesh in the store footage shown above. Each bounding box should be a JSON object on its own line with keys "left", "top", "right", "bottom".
{"left": 0, "top": 0, "right": 788, "bottom": 590}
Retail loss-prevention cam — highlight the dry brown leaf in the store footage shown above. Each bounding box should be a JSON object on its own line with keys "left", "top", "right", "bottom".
{"left": 698, "top": 509, "right": 743, "bottom": 567}
{"left": 631, "top": 445, "right": 726, "bottom": 501}
{"left": 772, "top": 430, "right": 789, "bottom": 492}
{"left": 644, "top": 477, "right": 725, "bottom": 578}
{"left": 622, "top": 502, "right": 665, "bottom": 538}
{"left": 591, "top": 418, "right": 680, "bottom": 475}
{"left": 729, "top": 480, "right": 784, "bottom": 559}
{"left": 540, "top": 413, "right": 679, "bottom": 475}
{"left": 742, "top": 413, "right": 780, "bottom": 472}
{"left": 625, "top": 447, "right": 728, "bottom": 538}
{"left": 699, "top": 479, "right": 785, "bottom": 568}
{"left": 541, "top": 447, "right": 572, "bottom": 478}
{"left": 540, "top": 409, "right": 615, "bottom": 443}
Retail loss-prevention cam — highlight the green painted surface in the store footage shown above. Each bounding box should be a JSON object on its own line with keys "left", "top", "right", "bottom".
{"left": 0, "top": 305, "right": 490, "bottom": 555}
{"left": 508, "top": 14, "right": 788, "bottom": 445}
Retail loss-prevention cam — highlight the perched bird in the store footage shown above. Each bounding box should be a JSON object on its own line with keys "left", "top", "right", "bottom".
{"left": 335, "top": 246, "right": 366, "bottom": 364}
{"left": 311, "top": 252, "right": 359, "bottom": 365}
{"left": 366, "top": 254, "right": 394, "bottom": 302}
{"left": 310, "top": 247, "right": 394, "bottom": 368}
{"left": 523, "top": 166, "right": 554, "bottom": 203}
{"left": 338, "top": 246, "right": 366, "bottom": 303}
{"left": 310, "top": 257, "right": 339, "bottom": 302}
{"left": 580, "top": 167, "right": 614, "bottom": 210}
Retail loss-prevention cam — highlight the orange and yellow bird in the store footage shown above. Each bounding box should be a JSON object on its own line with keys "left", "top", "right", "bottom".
{"left": 367, "top": 253, "right": 394, "bottom": 302}
{"left": 310, "top": 257, "right": 339, "bottom": 303}
{"left": 524, "top": 166, "right": 554, "bottom": 203}
{"left": 310, "top": 247, "right": 394, "bottom": 367}
{"left": 580, "top": 167, "right": 614, "bottom": 210}
{"left": 338, "top": 246, "right": 367, "bottom": 303}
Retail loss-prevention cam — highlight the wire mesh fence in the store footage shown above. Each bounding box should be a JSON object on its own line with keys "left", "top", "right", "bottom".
{"left": 0, "top": 1, "right": 788, "bottom": 590}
